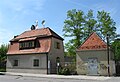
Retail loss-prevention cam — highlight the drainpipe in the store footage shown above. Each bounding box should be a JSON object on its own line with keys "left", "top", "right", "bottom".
{"left": 46, "top": 53, "right": 48, "bottom": 74}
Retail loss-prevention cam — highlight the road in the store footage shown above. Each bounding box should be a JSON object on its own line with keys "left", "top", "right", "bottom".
{"left": 0, "top": 75, "right": 120, "bottom": 82}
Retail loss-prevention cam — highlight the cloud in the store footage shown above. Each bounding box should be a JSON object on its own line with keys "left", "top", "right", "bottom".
{"left": 93, "top": 1, "right": 118, "bottom": 17}
{"left": 2, "top": 0, "right": 46, "bottom": 13}
{"left": 0, "top": 0, "right": 46, "bottom": 45}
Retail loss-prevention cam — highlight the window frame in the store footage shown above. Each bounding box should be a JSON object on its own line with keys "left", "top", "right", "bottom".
{"left": 13, "top": 60, "right": 19, "bottom": 66}
{"left": 19, "top": 41, "right": 35, "bottom": 49}
{"left": 54, "top": 42, "right": 60, "bottom": 49}
{"left": 33, "top": 59, "right": 39, "bottom": 67}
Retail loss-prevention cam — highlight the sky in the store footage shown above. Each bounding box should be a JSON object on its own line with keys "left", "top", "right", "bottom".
{"left": 0, "top": 0, "right": 120, "bottom": 45}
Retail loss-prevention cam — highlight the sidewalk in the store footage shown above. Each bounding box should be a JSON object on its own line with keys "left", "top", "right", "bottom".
{"left": 0, "top": 72, "right": 111, "bottom": 81}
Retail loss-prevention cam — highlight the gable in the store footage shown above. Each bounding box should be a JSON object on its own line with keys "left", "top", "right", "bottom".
{"left": 77, "top": 32, "right": 107, "bottom": 50}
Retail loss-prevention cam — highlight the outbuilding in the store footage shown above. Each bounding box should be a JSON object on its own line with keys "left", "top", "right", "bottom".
{"left": 76, "top": 32, "right": 116, "bottom": 76}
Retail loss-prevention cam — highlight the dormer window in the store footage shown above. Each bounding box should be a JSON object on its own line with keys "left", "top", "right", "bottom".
{"left": 19, "top": 37, "right": 37, "bottom": 49}
{"left": 19, "top": 41, "right": 35, "bottom": 49}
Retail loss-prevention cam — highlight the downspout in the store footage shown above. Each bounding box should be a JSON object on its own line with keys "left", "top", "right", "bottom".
{"left": 46, "top": 53, "right": 48, "bottom": 74}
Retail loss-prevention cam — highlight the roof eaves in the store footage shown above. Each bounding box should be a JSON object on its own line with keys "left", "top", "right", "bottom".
{"left": 10, "top": 34, "right": 49, "bottom": 42}
{"left": 47, "top": 27, "right": 64, "bottom": 40}
{"left": 7, "top": 52, "right": 49, "bottom": 55}
{"left": 76, "top": 48, "right": 107, "bottom": 52}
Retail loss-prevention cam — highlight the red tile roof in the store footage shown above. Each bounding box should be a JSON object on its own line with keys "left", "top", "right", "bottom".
{"left": 10, "top": 27, "right": 63, "bottom": 41}
{"left": 19, "top": 37, "right": 37, "bottom": 42}
{"left": 77, "top": 32, "right": 107, "bottom": 51}
{"left": 7, "top": 38, "right": 51, "bottom": 55}
{"left": 7, "top": 27, "right": 63, "bottom": 55}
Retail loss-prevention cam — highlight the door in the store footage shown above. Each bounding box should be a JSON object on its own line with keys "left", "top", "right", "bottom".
{"left": 87, "top": 58, "right": 98, "bottom": 75}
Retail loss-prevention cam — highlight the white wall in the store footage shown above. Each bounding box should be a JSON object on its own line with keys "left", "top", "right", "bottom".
{"left": 48, "top": 37, "right": 64, "bottom": 73}
{"left": 7, "top": 54, "right": 47, "bottom": 69}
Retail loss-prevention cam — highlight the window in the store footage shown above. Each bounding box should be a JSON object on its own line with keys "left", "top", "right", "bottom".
{"left": 33, "top": 59, "right": 39, "bottom": 67}
{"left": 56, "top": 57, "right": 60, "bottom": 63}
{"left": 54, "top": 42, "right": 60, "bottom": 49}
{"left": 19, "top": 41, "right": 35, "bottom": 49}
{"left": 13, "top": 60, "right": 18, "bottom": 66}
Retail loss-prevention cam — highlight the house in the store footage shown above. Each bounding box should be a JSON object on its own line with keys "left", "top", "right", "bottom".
{"left": 7, "top": 25, "right": 64, "bottom": 74}
{"left": 76, "top": 32, "right": 116, "bottom": 76}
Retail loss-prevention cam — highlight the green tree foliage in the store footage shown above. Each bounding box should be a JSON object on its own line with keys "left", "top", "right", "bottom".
{"left": 63, "top": 9, "right": 116, "bottom": 57}
{"left": 0, "top": 44, "right": 8, "bottom": 62}
{"left": 97, "top": 10, "right": 116, "bottom": 40}
{"left": 63, "top": 9, "right": 85, "bottom": 57}
{"left": 84, "top": 9, "right": 97, "bottom": 38}
{"left": 111, "top": 40, "right": 120, "bottom": 61}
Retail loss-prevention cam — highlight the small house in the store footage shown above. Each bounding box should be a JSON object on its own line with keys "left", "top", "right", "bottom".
{"left": 7, "top": 25, "right": 64, "bottom": 74}
{"left": 76, "top": 32, "right": 116, "bottom": 76}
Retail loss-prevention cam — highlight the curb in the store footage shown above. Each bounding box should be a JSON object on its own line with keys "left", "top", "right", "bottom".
{"left": 0, "top": 72, "right": 111, "bottom": 81}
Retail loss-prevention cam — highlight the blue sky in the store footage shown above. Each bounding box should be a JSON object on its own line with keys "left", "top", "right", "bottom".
{"left": 0, "top": 0, "right": 120, "bottom": 45}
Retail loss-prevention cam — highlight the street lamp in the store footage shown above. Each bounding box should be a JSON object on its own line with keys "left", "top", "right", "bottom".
{"left": 106, "top": 33, "right": 110, "bottom": 77}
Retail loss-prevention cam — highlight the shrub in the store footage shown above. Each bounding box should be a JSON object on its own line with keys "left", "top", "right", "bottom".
{"left": 58, "top": 67, "right": 70, "bottom": 75}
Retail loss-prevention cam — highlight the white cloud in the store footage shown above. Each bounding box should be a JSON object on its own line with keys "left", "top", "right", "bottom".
{"left": 2, "top": 0, "right": 46, "bottom": 13}
{"left": 0, "top": 0, "right": 46, "bottom": 45}
{"left": 93, "top": 1, "right": 118, "bottom": 17}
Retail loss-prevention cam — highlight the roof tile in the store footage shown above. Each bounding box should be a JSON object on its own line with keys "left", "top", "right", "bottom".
{"left": 7, "top": 27, "right": 63, "bottom": 55}
{"left": 77, "top": 32, "right": 107, "bottom": 50}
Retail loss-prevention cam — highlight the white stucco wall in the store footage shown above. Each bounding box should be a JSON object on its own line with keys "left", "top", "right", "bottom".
{"left": 48, "top": 37, "right": 64, "bottom": 73}
{"left": 7, "top": 54, "right": 47, "bottom": 74}
{"left": 76, "top": 50, "right": 116, "bottom": 76}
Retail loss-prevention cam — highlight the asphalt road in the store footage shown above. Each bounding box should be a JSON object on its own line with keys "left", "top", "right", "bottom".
{"left": 0, "top": 75, "right": 120, "bottom": 82}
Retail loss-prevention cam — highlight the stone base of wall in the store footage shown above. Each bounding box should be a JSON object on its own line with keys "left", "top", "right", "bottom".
{"left": 6, "top": 68, "right": 47, "bottom": 74}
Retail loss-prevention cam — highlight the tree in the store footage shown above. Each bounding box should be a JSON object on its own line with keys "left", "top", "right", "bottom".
{"left": 0, "top": 44, "right": 8, "bottom": 67}
{"left": 97, "top": 10, "right": 116, "bottom": 41}
{"left": 63, "top": 9, "right": 85, "bottom": 57}
{"left": 63, "top": 9, "right": 117, "bottom": 58}
{"left": 111, "top": 40, "right": 120, "bottom": 61}
{"left": 84, "top": 10, "right": 97, "bottom": 38}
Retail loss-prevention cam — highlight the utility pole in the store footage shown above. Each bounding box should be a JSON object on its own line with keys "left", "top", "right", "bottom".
{"left": 107, "top": 34, "right": 110, "bottom": 77}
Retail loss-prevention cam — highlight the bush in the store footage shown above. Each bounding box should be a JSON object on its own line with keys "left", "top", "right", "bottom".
{"left": 58, "top": 67, "right": 70, "bottom": 75}
{"left": 58, "top": 62, "right": 77, "bottom": 75}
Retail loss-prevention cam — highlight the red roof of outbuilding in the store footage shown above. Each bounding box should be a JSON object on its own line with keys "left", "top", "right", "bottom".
{"left": 77, "top": 32, "right": 107, "bottom": 51}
